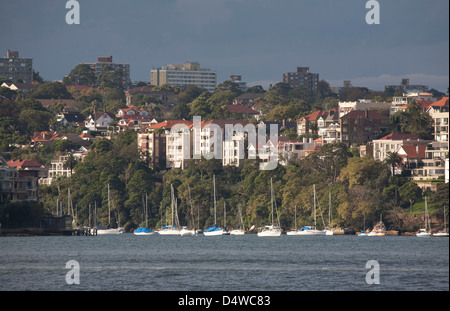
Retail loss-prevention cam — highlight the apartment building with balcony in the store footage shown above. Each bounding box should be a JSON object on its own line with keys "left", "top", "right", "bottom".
{"left": 151, "top": 62, "right": 217, "bottom": 92}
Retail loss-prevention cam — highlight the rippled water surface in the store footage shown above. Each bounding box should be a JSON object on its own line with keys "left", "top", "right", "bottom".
{"left": 0, "top": 234, "right": 448, "bottom": 291}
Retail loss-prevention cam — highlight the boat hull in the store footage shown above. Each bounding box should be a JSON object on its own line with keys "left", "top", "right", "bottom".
{"left": 157, "top": 229, "right": 181, "bottom": 235}
{"left": 97, "top": 228, "right": 124, "bottom": 235}
{"left": 180, "top": 229, "right": 195, "bottom": 236}
{"left": 432, "top": 232, "right": 449, "bottom": 237}
{"left": 416, "top": 232, "right": 431, "bottom": 237}
{"left": 204, "top": 230, "right": 225, "bottom": 236}
{"left": 230, "top": 230, "right": 245, "bottom": 235}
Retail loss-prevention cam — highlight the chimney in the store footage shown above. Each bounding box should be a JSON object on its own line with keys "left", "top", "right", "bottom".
{"left": 365, "top": 109, "right": 368, "bottom": 118}
{"left": 416, "top": 145, "right": 419, "bottom": 155}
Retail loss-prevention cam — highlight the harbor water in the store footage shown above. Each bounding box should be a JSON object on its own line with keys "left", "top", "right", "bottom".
{"left": 0, "top": 234, "right": 448, "bottom": 291}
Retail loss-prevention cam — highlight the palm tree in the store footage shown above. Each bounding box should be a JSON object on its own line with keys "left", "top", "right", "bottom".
{"left": 385, "top": 151, "right": 403, "bottom": 176}
{"left": 64, "top": 153, "right": 77, "bottom": 176}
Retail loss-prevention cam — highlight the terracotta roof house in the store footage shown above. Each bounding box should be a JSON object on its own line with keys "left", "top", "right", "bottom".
{"left": 297, "top": 110, "right": 329, "bottom": 136}
{"left": 30, "top": 131, "right": 62, "bottom": 147}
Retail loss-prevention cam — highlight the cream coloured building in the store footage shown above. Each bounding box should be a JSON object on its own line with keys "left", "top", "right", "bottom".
{"left": 150, "top": 62, "right": 217, "bottom": 92}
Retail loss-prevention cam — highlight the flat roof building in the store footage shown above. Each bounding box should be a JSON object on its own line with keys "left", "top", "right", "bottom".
{"left": 0, "top": 50, "right": 33, "bottom": 83}
{"left": 151, "top": 62, "right": 217, "bottom": 92}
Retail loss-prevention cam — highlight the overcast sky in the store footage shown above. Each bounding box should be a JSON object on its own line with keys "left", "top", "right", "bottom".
{"left": 1, "top": 0, "right": 448, "bottom": 92}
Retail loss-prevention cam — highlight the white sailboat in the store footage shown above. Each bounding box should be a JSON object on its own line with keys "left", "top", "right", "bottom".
{"left": 158, "top": 184, "right": 181, "bottom": 235}
{"left": 358, "top": 213, "right": 368, "bottom": 236}
{"left": 296, "top": 185, "right": 326, "bottom": 236}
{"left": 134, "top": 193, "right": 154, "bottom": 235}
{"left": 368, "top": 214, "right": 386, "bottom": 236}
{"left": 204, "top": 175, "right": 226, "bottom": 236}
{"left": 180, "top": 184, "right": 196, "bottom": 236}
{"left": 416, "top": 197, "right": 431, "bottom": 237}
{"left": 286, "top": 205, "right": 300, "bottom": 236}
{"left": 433, "top": 205, "right": 449, "bottom": 237}
{"left": 325, "top": 191, "right": 334, "bottom": 236}
{"left": 97, "top": 183, "right": 124, "bottom": 235}
{"left": 258, "top": 178, "right": 282, "bottom": 237}
{"left": 230, "top": 203, "right": 245, "bottom": 235}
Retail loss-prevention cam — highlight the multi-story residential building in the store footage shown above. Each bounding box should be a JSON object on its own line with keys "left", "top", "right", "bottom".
{"left": 385, "top": 78, "right": 428, "bottom": 93}
{"left": 142, "top": 120, "right": 193, "bottom": 170}
{"left": 39, "top": 155, "right": 75, "bottom": 185}
{"left": 427, "top": 97, "right": 449, "bottom": 143}
{"left": 194, "top": 119, "right": 250, "bottom": 168}
{"left": 229, "top": 75, "right": 248, "bottom": 92}
{"left": 340, "top": 110, "right": 394, "bottom": 147}
{"left": 1, "top": 157, "right": 40, "bottom": 203}
{"left": 372, "top": 133, "right": 431, "bottom": 162}
{"left": 277, "top": 138, "right": 314, "bottom": 165}
{"left": 297, "top": 110, "right": 330, "bottom": 136}
{"left": 339, "top": 99, "right": 392, "bottom": 118}
{"left": 83, "top": 56, "right": 130, "bottom": 88}
{"left": 283, "top": 67, "right": 319, "bottom": 93}
{"left": 137, "top": 131, "right": 167, "bottom": 170}
{"left": 0, "top": 50, "right": 33, "bottom": 83}
{"left": 150, "top": 62, "right": 217, "bottom": 92}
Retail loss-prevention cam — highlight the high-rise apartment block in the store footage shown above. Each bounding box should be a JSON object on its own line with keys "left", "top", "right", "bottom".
{"left": 0, "top": 50, "right": 33, "bottom": 83}
{"left": 83, "top": 56, "right": 130, "bottom": 88}
{"left": 283, "top": 67, "right": 319, "bottom": 93}
{"left": 150, "top": 62, "right": 217, "bottom": 92}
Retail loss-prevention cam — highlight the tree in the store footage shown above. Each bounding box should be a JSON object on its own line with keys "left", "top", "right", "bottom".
{"left": 398, "top": 181, "right": 422, "bottom": 212}
{"left": 63, "top": 64, "right": 96, "bottom": 86}
{"left": 384, "top": 152, "right": 403, "bottom": 176}
{"left": 29, "top": 82, "right": 73, "bottom": 99}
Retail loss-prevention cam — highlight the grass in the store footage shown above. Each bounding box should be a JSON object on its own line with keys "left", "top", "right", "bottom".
{"left": 405, "top": 198, "right": 442, "bottom": 216}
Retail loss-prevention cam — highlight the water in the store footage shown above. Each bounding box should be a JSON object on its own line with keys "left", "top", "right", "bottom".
{"left": 0, "top": 234, "right": 448, "bottom": 291}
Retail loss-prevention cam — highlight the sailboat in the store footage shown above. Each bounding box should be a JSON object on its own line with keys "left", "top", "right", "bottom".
{"left": 180, "top": 184, "right": 196, "bottom": 236}
{"left": 134, "top": 193, "right": 154, "bottom": 235}
{"left": 297, "top": 185, "right": 326, "bottom": 236}
{"left": 325, "top": 191, "right": 334, "bottom": 236}
{"left": 416, "top": 197, "right": 431, "bottom": 237}
{"left": 257, "top": 178, "right": 282, "bottom": 237}
{"left": 286, "top": 205, "right": 300, "bottom": 235}
{"left": 433, "top": 205, "right": 449, "bottom": 237}
{"left": 230, "top": 203, "right": 245, "bottom": 235}
{"left": 358, "top": 213, "right": 368, "bottom": 237}
{"left": 158, "top": 184, "right": 181, "bottom": 235}
{"left": 367, "top": 215, "right": 386, "bottom": 236}
{"left": 204, "top": 175, "right": 226, "bottom": 236}
{"left": 97, "top": 183, "right": 124, "bottom": 235}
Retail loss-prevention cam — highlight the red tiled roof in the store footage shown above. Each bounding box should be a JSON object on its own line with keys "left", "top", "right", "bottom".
{"left": 30, "top": 131, "right": 61, "bottom": 142}
{"left": 148, "top": 120, "right": 192, "bottom": 130}
{"left": 7, "top": 159, "right": 44, "bottom": 169}
{"left": 222, "top": 105, "right": 259, "bottom": 114}
{"left": 378, "top": 133, "right": 421, "bottom": 141}
{"left": 298, "top": 110, "right": 328, "bottom": 121}
{"left": 398, "top": 145, "right": 426, "bottom": 158}
{"left": 430, "top": 97, "right": 449, "bottom": 107}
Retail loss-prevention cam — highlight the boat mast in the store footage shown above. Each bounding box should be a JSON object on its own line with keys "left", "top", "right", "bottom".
{"left": 313, "top": 184, "right": 316, "bottom": 227}
{"left": 270, "top": 178, "right": 274, "bottom": 226}
{"left": 213, "top": 175, "right": 217, "bottom": 226}
{"left": 107, "top": 183, "right": 111, "bottom": 226}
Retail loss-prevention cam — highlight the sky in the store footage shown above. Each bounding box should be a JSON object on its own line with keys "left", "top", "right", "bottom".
{"left": 1, "top": 0, "right": 449, "bottom": 92}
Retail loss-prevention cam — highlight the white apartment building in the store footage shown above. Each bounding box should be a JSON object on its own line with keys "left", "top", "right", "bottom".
{"left": 151, "top": 62, "right": 217, "bottom": 92}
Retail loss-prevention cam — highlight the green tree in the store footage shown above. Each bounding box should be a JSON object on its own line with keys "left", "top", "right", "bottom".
{"left": 63, "top": 64, "right": 96, "bottom": 86}
{"left": 398, "top": 181, "right": 422, "bottom": 212}
{"left": 385, "top": 152, "right": 403, "bottom": 176}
